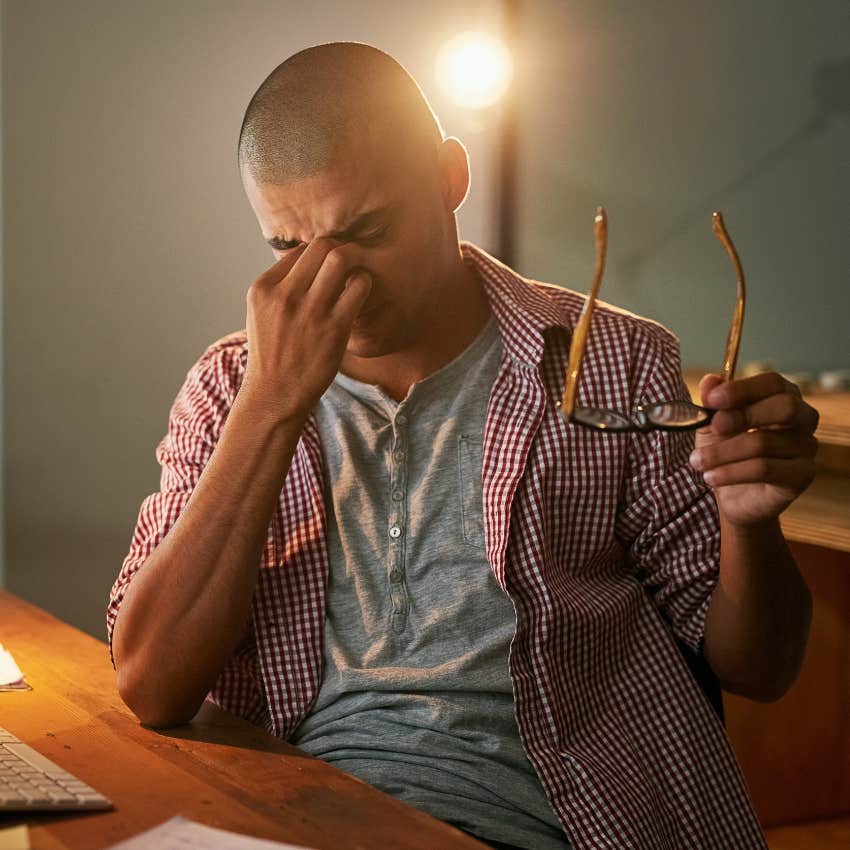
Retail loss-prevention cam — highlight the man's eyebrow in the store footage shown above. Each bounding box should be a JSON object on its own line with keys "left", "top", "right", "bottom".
{"left": 265, "top": 204, "right": 394, "bottom": 248}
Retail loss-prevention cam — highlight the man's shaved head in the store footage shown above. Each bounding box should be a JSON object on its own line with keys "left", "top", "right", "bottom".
{"left": 238, "top": 42, "right": 445, "bottom": 185}
{"left": 237, "top": 42, "right": 484, "bottom": 389}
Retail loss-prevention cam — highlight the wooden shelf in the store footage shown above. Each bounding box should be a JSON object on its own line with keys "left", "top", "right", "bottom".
{"left": 806, "top": 391, "right": 850, "bottom": 448}
{"left": 781, "top": 473, "right": 850, "bottom": 553}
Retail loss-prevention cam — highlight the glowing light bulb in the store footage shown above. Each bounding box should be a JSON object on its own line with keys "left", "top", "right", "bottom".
{"left": 435, "top": 32, "right": 514, "bottom": 109}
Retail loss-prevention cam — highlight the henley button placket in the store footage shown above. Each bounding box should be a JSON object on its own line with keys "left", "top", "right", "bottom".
{"left": 388, "top": 408, "right": 410, "bottom": 633}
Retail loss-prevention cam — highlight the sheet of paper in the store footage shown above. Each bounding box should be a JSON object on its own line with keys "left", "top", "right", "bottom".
{"left": 105, "top": 816, "right": 318, "bottom": 850}
{"left": 0, "top": 643, "right": 30, "bottom": 690}
{"left": 0, "top": 825, "right": 31, "bottom": 850}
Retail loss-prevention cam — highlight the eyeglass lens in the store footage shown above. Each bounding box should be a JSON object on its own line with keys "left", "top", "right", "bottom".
{"left": 570, "top": 401, "right": 714, "bottom": 431}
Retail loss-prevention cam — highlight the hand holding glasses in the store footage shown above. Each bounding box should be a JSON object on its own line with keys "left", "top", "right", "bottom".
{"left": 558, "top": 207, "right": 746, "bottom": 433}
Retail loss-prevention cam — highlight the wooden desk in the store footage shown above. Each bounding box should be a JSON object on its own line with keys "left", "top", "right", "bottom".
{"left": 0, "top": 591, "right": 488, "bottom": 850}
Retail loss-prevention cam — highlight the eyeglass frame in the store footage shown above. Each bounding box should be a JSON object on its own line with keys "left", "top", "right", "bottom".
{"left": 557, "top": 207, "right": 746, "bottom": 433}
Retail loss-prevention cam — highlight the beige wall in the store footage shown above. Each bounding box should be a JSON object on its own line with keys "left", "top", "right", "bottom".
{"left": 2, "top": 0, "right": 503, "bottom": 635}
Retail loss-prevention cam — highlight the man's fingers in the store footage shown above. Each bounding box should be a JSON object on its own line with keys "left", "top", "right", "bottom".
{"left": 705, "top": 371, "right": 791, "bottom": 409}
{"left": 690, "top": 428, "right": 818, "bottom": 471}
{"left": 701, "top": 456, "right": 816, "bottom": 491}
{"left": 284, "top": 238, "right": 355, "bottom": 300}
{"left": 253, "top": 243, "right": 309, "bottom": 290}
{"left": 304, "top": 242, "right": 367, "bottom": 311}
{"left": 332, "top": 270, "right": 373, "bottom": 324}
{"left": 710, "top": 392, "right": 820, "bottom": 436}
{"left": 253, "top": 237, "right": 348, "bottom": 300}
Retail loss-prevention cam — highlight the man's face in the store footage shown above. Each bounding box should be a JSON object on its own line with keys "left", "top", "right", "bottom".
{"left": 242, "top": 138, "right": 451, "bottom": 360}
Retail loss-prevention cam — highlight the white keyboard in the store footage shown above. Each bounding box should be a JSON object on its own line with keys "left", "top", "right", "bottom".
{"left": 0, "top": 725, "right": 112, "bottom": 811}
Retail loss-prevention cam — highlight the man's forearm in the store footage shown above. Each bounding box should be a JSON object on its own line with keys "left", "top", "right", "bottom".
{"left": 703, "top": 515, "right": 812, "bottom": 702}
{"left": 112, "top": 389, "right": 306, "bottom": 727}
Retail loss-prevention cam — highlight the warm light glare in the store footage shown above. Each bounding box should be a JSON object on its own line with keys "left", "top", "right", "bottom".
{"left": 435, "top": 32, "right": 514, "bottom": 109}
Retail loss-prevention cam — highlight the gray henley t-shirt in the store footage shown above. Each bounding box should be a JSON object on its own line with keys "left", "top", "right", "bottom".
{"left": 292, "top": 316, "right": 571, "bottom": 850}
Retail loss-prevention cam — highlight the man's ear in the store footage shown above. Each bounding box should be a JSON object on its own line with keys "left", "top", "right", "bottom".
{"left": 437, "top": 137, "right": 471, "bottom": 213}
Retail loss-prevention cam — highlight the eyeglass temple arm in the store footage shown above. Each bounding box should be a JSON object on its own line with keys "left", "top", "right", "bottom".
{"left": 561, "top": 208, "right": 608, "bottom": 416}
{"left": 711, "top": 211, "right": 746, "bottom": 383}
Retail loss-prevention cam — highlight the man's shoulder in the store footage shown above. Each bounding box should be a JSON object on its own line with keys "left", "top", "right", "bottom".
{"left": 182, "top": 329, "right": 249, "bottom": 396}
{"left": 462, "top": 242, "right": 680, "bottom": 353}
{"left": 199, "top": 329, "right": 249, "bottom": 361}
{"left": 525, "top": 276, "right": 681, "bottom": 353}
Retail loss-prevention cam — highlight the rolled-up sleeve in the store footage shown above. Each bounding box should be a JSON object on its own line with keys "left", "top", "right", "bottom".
{"left": 107, "top": 338, "right": 268, "bottom": 726}
{"left": 615, "top": 326, "right": 720, "bottom": 655}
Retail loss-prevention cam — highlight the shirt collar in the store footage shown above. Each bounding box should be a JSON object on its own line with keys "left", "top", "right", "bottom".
{"left": 460, "top": 241, "right": 568, "bottom": 368}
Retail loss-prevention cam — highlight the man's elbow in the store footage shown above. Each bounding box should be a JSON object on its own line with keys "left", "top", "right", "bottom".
{"left": 719, "top": 604, "right": 813, "bottom": 703}
{"left": 116, "top": 663, "right": 199, "bottom": 729}
{"left": 721, "top": 673, "right": 796, "bottom": 704}
{"left": 707, "top": 577, "right": 813, "bottom": 704}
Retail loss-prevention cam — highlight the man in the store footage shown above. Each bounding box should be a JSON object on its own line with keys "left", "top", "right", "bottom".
{"left": 108, "top": 42, "right": 818, "bottom": 850}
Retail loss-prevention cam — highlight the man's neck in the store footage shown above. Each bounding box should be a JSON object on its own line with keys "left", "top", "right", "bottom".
{"left": 340, "top": 258, "right": 493, "bottom": 403}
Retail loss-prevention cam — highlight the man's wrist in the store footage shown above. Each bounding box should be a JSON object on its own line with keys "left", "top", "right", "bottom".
{"left": 718, "top": 513, "right": 791, "bottom": 585}
{"left": 232, "top": 380, "right": 312, "bottom": 434}
{"left": 719, "top": 512, "right": 783, "bottom": 546}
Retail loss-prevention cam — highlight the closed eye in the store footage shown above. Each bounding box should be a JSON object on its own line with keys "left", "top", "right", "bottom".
{"left": 269, "top": 228, "right": 388, "bottom": 252}
{"left": 268, "top": 236, "right": 303, "bottom": 251}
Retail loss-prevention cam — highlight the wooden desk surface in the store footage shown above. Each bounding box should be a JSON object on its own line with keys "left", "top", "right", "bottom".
{"left": 0, "top": 591, "right": 488, "bottom": 850}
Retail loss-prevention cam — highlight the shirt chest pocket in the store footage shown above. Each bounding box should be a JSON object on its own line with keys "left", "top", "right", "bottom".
{"left": 458, "top": 434, "right": 486, "bottom": 550}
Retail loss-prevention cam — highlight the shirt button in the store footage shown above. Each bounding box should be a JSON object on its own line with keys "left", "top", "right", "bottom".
{"left": 389, "top": 525, "right": 402, "bottom": 539}
{"left": 389, "top": 568, "right": 403, "bottom": 583}
{"left": 396, "top": 414, "right": 408, "bottom": 426}
{"left": 391, "top": 490, "right": 404, "bottom": 502}
{"left": 393, "top": 450, "right": 405, "bottom": 462}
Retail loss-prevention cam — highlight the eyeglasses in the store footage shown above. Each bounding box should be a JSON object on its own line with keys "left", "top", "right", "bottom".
{"left": 558, "top": 207, "right": 746, "bottom": 432}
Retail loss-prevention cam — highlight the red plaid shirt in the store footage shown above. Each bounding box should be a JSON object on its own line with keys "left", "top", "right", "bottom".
{"left": 108, "top": 243, "right": 766, "bottom": 849}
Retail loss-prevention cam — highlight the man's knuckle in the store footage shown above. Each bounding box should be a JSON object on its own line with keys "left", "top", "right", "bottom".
{"left": 808, "top": 404, "right": 821, "bottom": 430}
{"left": 768, "top": 371, "right": 786, "bottom": 394}
{"left": 246, "top": 282, "right": 262, "bottom": 304}
{"left": 777, "top": 393, "right": 797, "bottom": 420}
{"left": 277, "top": 287, "right": 299, "bottom": 311}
